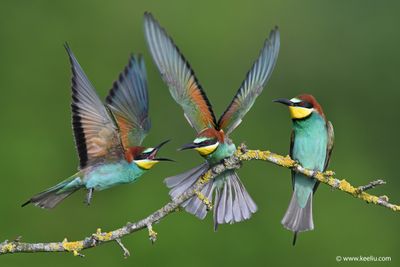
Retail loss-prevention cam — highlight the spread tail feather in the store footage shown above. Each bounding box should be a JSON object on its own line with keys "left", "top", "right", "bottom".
{"left": 164, "top": 163, "right": 210, "bottom": 219}
{"left": 165, "top": 165, "right": 257, "bottom": 228}
{"left": 213, "top": 171, "right": 257, "bottom": 230}
{"left": 165, "top": 162, "right": 209, "bottom": 199}
{"left": 281, "top": 192, "right": 314, "bottom": 240}
{"left": 22, "top": 176, "right": 82, "bottom": 209}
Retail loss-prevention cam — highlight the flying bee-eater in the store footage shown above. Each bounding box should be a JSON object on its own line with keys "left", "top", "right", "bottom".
{"left": 22, "top": 45, "right": 172, "bottom": 209}
{"left": 144, "top": 12, "right": 280, "bottom": 229}
{"left": 274, "top": 94, "right": 334, "bottom": 245}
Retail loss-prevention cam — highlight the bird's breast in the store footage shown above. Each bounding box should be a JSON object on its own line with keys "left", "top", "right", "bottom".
{"left": 84, "top": 161, "right": 144, "bottom": 191}
{"left": 293, "top": 118, "right": 328, "bottom": 171}
{"left": 206, "top": 140, "right": 236, "bottom": 165}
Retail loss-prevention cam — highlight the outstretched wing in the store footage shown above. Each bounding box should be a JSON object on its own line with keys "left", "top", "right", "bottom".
{"left": 106, "top": 55, "right": 151, "bottom": 148}
{"left": 218, "top": 27, "right": 280, "bottom": 135}
{"left": 144, "top": 12, "right": 217, "bottom": 133}
{"left": 65, "top": 44, "right": 123, "bottom": 169}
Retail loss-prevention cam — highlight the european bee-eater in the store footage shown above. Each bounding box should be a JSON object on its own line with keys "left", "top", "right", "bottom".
{"left": 22, "top": 45, "right": 172, "bottom": 209}
{"left": 144, "top": 13, "right": 280, "bottom": 229}
{"left": 274, "top": 94, "right": 334, "bottom": 245}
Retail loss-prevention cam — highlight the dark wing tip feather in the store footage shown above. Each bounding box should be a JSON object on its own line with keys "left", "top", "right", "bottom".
{"left": 21, "top": 200, "right": 31, "bottom": 207}
{"left": 65, "top": 45, "right": 89, "bottom": 169}
{"left": 217, "top": 26, "right": 280, "bottom": 131}
{"left": 106, "top": 54, "right": 144, "bottom": 105}
{"left": 71, "top": 105, "right": 89, "bottom": 168}
{"left": 105, "top": 52, "right": 151, "bottom": 146}
{"left": 144, "top": 12, "right": 217, "bottom": 128}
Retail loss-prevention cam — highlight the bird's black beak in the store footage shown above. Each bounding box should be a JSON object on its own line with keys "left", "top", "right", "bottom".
{"left": 154, "top": 157, "right": 175, "bottom": 162}
{"left": 273, "top": 98, "right": 293, "bottom": 106}
{"left": 151, "top": 139, "right": 174, "bottom": 162}
{"left": 178, "top": 142, "right": 201, "bottom": 151}
{"left": 154, "top": 139, "right": 171, "bottom": 150}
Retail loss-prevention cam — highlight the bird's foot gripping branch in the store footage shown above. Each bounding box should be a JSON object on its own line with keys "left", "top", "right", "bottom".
{"left": 0, "top": 144, "right": 398, "bottom": 257}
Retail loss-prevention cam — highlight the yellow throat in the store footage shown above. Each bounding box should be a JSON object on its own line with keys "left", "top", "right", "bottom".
{"left": 194, "top": 142, "right": 219, "bottom": 156}
{"left": 288, "top": 106, "right": 313, "bottom": 119}
{"left": 134, "top": 159, "right": 158, "bottom": 170}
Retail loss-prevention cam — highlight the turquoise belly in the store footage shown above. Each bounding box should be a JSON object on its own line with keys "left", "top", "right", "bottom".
{"left": 84, "top": 161, "right": 145, "bottom": 191}
{"left": 292, "top": 113, "right": 328, "bottom": 207}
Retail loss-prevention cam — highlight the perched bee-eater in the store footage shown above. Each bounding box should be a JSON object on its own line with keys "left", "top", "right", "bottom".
{"left": 144, "top": 13, "right": 280, "bottom": 229}
{"left": 274, "top": 94, "right": 334, "bottom": 245}
{"left": 22, "top": 45, "right": 172, "bottom": 209}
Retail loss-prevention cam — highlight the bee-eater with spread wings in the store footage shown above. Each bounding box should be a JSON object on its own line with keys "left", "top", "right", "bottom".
{"left": 22, "top": 45, "right": 172, "bottom": 209}
{"left": 144, "top": 12, "right": 280, "bottom": 229}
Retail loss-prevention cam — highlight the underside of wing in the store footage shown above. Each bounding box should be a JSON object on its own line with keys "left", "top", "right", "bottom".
{"left": 144, "top": 12, "right": 217, "bottom": 133}
{"left": 106, "top": 55, "right": 151, "bottom": 148}
{"left": 65, "top": 44, "right": 123, "bottom": 169}
{"left": 218, "top": 27, "right": 280, "bottom": 135}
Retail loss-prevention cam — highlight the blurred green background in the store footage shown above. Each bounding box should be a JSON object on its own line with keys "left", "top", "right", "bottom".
{"left": 0, "top": 0, "right": 399, "bottom": 266}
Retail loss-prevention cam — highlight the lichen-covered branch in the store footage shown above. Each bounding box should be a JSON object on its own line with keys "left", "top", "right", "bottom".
{"left": 236, "top": 145, "right": 399, "bottom": 211}
{"left": 1, "top": 144, "right": 398, "bottom": 257}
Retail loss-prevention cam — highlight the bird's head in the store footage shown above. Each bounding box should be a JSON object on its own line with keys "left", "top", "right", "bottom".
{"left": 273, "top": 94, "right": 325, "bottom": 120}
{"left": 126, "top": 140, "right": 173, "bottom": 170}
{"left": 178, "top": 128, "right": 224, "bottom": 157}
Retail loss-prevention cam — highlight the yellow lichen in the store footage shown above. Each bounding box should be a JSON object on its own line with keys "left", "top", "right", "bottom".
{"left": 365, "top": 194, "right": 380, "bottom": 204}
{"left": 149, "top": 229, "right": 157, "bottom": 238}
{"left": 338, "top": 179, "right": 356, "bottom": 194}
{"left": 392, "top": 205, "right": 400, "bottom": 211}
{"left": 62, "top": 240, "right": 84, "bottom": 253}
{"left": 239, "top": 150, "right": 259, "bottom": 160}
{"left": 195, "top": 190, "right": 213, "bottom": 210}
{"left": 1, "top": 242, "right": 15, "bottom": 253}
{"left": 93, "top": 228, "right": 113, "bottom": 242}
{"left": 199, "top": 170, "right": 212, "bottom": 184}
{"left": 147, "top": 225, "right": 157, "bottom": 243}
{"left": 324, "top": 170, "right": 335, "bottom": 176}
{"left": 276, "top": 155, "right": 293, "bottom": 167}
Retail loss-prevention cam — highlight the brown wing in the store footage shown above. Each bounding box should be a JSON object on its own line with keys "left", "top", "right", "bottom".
{"left": 144, "top": 12, "right": 217, "bottom": 133}
{"left": 66, "top": 44, "right": 124, "bottom": 169}
{"left": 106, "top": 55, "right": 151, "bottom": 148}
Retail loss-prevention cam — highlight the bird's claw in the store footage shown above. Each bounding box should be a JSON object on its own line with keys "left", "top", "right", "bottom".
{"left": 85, "top": 188, "right": 94, "bottom": 206}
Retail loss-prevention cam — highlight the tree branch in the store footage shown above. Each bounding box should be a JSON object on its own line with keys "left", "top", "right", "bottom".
{"left": 1, "top": 144, "right": 398, "bottom": 257}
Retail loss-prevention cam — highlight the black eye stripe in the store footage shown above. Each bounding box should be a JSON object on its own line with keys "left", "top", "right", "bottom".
{"left": 294, "top": 101, "right": 313, "bottom": 108}
{"left": 197, "top": 139, "right": 217, "bottom": 146}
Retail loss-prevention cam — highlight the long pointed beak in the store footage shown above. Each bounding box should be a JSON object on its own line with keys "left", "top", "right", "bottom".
{"left": 273, "top": 98, "right": 293, "bottom": 106}
{"left": 178, "top": 142, "right": 200, "bottom": 151}
{"left": 154, "top": 157, "right": 175, "bottom": 162}
{"left": 154, "top": 139, "right": 171, "bottom": 150}
{"left": 149, "top": 139, "right": 174, "bottom": 162}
